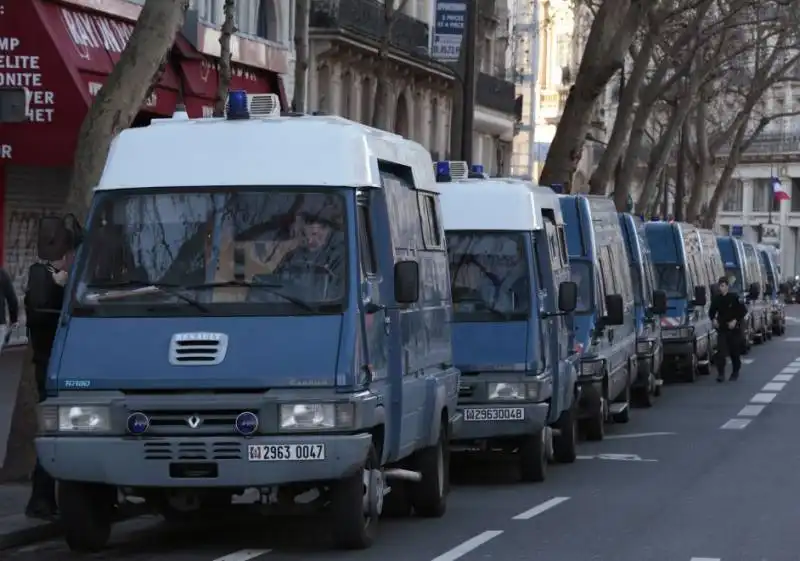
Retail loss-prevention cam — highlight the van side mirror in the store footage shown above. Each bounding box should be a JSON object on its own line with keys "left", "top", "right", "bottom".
{"left": 557, "top": 281, "right": 577, "bottom": 312}
{"left": 765, "top": 283, "right": 773, "bottom": 298}
{"left": 651, "top": 290, "right": 667, "bottom": 315}
{"left": 394, "top": 260, "right": 419, "bottom": 304}
{"left": 709, "top": 283, "right": 720, "bottom": 296}
{"left": 603, "top": 294, "right": 624, "bottom": 326}
{"left": 692, "top": 285, "right": 707, "bottom": 307}
{"left": 747, "top": 282, "right": 760, "bottom": 300}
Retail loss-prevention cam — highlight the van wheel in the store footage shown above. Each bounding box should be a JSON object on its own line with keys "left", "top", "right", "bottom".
{"left": 59, "top": 481, "right": 115, "bottom": 552}
{"left": 685, "top": 354, "right": 697, "bottom": 383}
{"left": 612, "top": 383, "right": 631, "bottom": 423}
{"left": 519, "top": 428, "right": 547, "bottom": 482}
{"left": 581, "top": 399, "right": 605, "bottom": 442}
{"left": 634, "top": 373, "right": 654, "bottom": 408}
{"left": 409, "top": 423, "right": 448, "bottom": 518}
{"left": 552, "top": 406, "right": 577, "bottom": 463}
{"left": 331, "top": 445, "right": 380, "bottom": 549}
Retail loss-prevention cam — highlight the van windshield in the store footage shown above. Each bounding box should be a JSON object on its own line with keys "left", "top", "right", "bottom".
{"left": 446, "top": 231, "right": 529, "bottom": 322}
{"left": 73, "top": 189, "right": 348, "bottom": 316}
{"left": 724, "top": 267, "right": 743, "bottom": 293}
{"left": 654, "top": 264, "right": 686, "bottom": 298}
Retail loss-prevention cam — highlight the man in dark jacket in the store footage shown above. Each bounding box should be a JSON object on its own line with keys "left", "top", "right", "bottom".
{"left": 23, "top": 246, "right": 74, "bottom": 519}
{"left": 709, "top": 276, "right": 748, "bottom": 383}
{"left": 0, "top": 267, "right": 19, "bottom": 351}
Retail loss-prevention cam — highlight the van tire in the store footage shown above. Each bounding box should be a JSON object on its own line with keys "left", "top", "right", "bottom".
{"left": 409, "top": 424, "right": 448, "bottom": 518}
{"left": 59, "top": 481, "right": 115, "bottom": 552}
{"left": 552, "top": 406, "right": 577, "bottom": 463}
{"left": 582, "top": 400, "right": 605, "bottom": 442}
{"left": 519, "top": 428, "right": 547, "bottom": 482}
{"left": 634, "top": 373, "right": 654, "bottom": 408}
{"left": 612, "top": 383, "right": 631, "bottom": 424}
{"left": 331, "top": 445, "right": 380, "bottom": 550}
{"left": 685, "top": 354, "right": 697, "bottom": 383}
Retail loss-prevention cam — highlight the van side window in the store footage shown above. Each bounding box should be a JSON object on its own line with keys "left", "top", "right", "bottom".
{"left": 598, "top": 247, "right": 616, "bottom": 296}
{"left": 378, "top": 161, "right": 422, "bottom": 249}
{"left": 357, "top": 202, "right": 377, "bottom": 275}
{"left": 556, "top": 226, "right": 569, "bottom": 267}
{"left": 611, "top": 245, "right": 632, "bottom": 302}
{"left": 419, "top": 193, "right": 443, "bottom": 248}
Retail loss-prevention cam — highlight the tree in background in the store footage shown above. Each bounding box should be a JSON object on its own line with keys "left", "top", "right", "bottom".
{"left": 64, "top": 0, "right": 191, "bottom": 220}
{"left": 293, "top": 0, "right": 310, "bottom": 112}
{"left": 214, "top": 0, "right": 238, "bottom": 117}
{"left": 371, "top": 0, "right": 411, "bottom": 129}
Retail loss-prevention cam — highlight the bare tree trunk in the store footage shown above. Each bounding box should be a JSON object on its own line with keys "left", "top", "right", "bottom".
{"left": 213, "top": 0, "right": 237, "bottom": 117}
{"left": 674, "top": 117, "right": 689, "bottom": 221}
{"left": 292, "top": 0, "right": 310, "bottom": 112}
{"left": 538, "top": 0, "right": 649, "bottom": 188}
{"left": 64, "top": 0, "right": 190, "bottom": 220}
{"left": 685, "top": 99, "right": 711, "bottom": 222}
{"left": 589, "top": 33, "right": 654, "bottom": 196}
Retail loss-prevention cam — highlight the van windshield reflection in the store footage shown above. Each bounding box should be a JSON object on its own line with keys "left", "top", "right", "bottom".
{"left": 75, "top": 189, "right": 347, "bottom": 316}
{"left": 654, "top": 264, "right": 686, "bottom": 298}
{"left": 447, "top": 231, "right": 529, "bottom": 322}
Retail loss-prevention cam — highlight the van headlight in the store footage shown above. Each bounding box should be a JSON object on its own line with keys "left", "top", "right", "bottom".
{"left": 580, "top": 360, "right": 604, "bottom": 377}
{"left": 279, "top": 403, "right": 354, "bottom": 430}
{"left": 41, "top": 406, "right": 111, "bottom": 432}
{"left": 637, "top": 340, "right": 654, "bottom": 354}
{"left": 487, "top": 382, "right": 539, "bottom": 400}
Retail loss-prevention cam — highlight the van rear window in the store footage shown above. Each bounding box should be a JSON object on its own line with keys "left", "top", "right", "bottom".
{"left": 559, "top": 200, "right": 584, "bottom": 257}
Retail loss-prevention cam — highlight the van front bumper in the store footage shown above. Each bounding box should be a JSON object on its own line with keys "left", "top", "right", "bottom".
{"left": 452, "top": 402, "right": 549, "bottom": 441}
{"left": 36, "top": 433, "right": 372, "bottom": 487}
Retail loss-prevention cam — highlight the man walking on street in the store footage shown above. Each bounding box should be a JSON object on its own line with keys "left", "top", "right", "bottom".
{"left": 23, "top": 243, "right": 75, "bottom": 519}
{"left": 0, "top": 266, "right": 19, "bottom": 352}
{"left": 709, "top": 276, "right": 748, "bottom": 383}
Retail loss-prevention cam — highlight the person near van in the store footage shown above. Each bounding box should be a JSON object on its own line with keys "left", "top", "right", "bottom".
{"left": 24, "top": 245, "right": 76, "bottom": 519}
{"left": 709, "top": 276, "right": 747, "bottom": 383}
{"left": 276, "top": 211, "right": 344, "bottom": 298}
{"left": 0, "top": 267, "right": 19, "bottom": 352}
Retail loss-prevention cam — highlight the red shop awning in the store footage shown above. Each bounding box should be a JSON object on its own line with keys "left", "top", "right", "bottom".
{"left": 173, "top": 36, "right": 284, "bottom": 119}
{"left": 0, "top": 0, "right": 180, "bottom": 166}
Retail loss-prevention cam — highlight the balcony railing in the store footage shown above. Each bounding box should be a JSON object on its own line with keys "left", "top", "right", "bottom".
{"left": 310, "top": 0, "right": 429, "bottom": 56}
{"left": 717, "top": 132, "right": 800, "bottom": 156}
{"left": 476, "top": 72, "right": 516, "bottom": 116}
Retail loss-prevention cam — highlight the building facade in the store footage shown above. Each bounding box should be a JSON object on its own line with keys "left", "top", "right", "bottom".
{"left": 1, "top": 0, "right": 294, "bottom": 341}
{"left": 470, "top": 0, "right": 516, "bottom": 175}
{"left": 305, "top": 0, "right": 454, "bottom": 158}
{"left": 509, "top": 0, "right": 573, "bottom": 181}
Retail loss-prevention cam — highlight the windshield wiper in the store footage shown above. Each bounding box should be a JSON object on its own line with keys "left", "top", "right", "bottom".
{"left": 86, "top": 280, "right": 210, "bottom": 313}
{"left": 186, "top": 280, "right": 318, "bottom": 312}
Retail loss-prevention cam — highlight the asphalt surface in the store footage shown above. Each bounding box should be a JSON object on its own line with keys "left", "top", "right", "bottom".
{"left": 8, "top": 317, "right": 800, "bottom": 561}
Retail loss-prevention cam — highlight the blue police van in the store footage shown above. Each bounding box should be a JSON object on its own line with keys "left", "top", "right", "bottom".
{"left": 644, "top": 221, "right": 711, "bottom": 382}
{"left": 619, "top": 214, "right": 667, "bottom": 407}
{"left": 717, "top": 236, "right": 759, "bottom": 353}
{"left": 34, "top": 94, "right": 460, "bottom": 551}
{"left": 438, "top": 165, "right": 579, "bottom": 481}
{"left": 559, "top": 195, "right": 637, "bottom": 441}
{"left": 742, "top": 240, "right": 769, "bottom": 344}
{"left": 759, "top": 244, "right": 786, "bottom": 336}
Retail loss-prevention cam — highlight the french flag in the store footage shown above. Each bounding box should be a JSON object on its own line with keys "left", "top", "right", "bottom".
{"left": 772, "top": 177, "right": 791, "bottom": 201}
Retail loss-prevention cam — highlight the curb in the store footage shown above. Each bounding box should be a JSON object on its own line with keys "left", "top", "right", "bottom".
{"left": 0, "top": 514, "right": 61, "bottom": 550}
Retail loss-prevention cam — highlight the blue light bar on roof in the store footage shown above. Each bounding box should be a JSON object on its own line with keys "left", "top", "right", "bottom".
{"left": 470, "top": 164, "right": 484, "bottom": 174}
{"left": 227, "top": 90, "right": 250, "bottom": 120}
{"left": 436, "top": 161, "right": 450, "bottom": 176}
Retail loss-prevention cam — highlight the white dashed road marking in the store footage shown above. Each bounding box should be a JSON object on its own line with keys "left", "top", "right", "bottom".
{"left": 741, "top": 358, "right": 754, "bottom": 364}
{"left": 721, "top": 418, "right": 751, "bottom": 430}
{"left": 511, "top": 496, "right": 570, "bottom": 520}
{"left": 773, "top": 374, "right": 794, "bottom": 382}
{"left": 738, "top": 404, "right": 765, "bottom": 417}
{"left": 781, "top": 367, "right": 800, "bottom": 374}
{"left": 784, "top": 337, "right": 800, "bottom": 342}
{"left": 762, "top": 382, "right": 787, "bottom": 392}
{"left": 751, "top": 392, "right": 778, "bottom": 404}
{"left": 690, "top": 558, "right": 721, "bottom": 561}
{"left": 603, "top": 431, "right": 676, "bottom": 440}
{"left": 431, "top": 530, "right": 504, "bottom": 561}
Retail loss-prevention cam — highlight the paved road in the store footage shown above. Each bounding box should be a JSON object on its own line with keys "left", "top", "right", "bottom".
{"left": 7, "top": 319, "right": 800, "bottom": 561}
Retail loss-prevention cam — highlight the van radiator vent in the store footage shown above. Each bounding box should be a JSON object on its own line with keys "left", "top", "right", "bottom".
{"left": 143, "top": 441, "right": 242, "bottom": 461}
{"left": 169, "top": 333, "right": 229, "bottom": 366}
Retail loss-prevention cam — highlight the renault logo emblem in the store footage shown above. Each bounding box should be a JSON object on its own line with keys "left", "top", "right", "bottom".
{"left": 187, "top": 415, "right": 202, "bottom": 429}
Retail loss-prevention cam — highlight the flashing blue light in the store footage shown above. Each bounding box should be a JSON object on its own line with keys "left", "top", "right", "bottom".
{"left": 471, "top": 164, "right": 484, "bottom": 174}
{"left": 551, "top": 183, "right": 564, "bottom": 194}
{"left": 235, "top": 412, "right": 259, "bottom": 436}
{"left": 436, "top": 161, "right": 450, "bottom": 176}
{"left": 227, "top": 90, "right": 249, "bottom": 120}
{"left": 126, "top": 412, "right": 149, "bottom": 435}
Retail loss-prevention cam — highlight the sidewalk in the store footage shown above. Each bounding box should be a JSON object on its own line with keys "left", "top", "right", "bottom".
{"left": 0, "top": 482, "right": 60, "bottom": 550}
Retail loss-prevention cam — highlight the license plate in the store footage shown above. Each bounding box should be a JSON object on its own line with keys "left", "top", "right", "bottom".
{"left": 463, "top": 408, "right": 524, "bottom": 422}
{"left": 247, "top": 444, "right": 326, "bottom": 461}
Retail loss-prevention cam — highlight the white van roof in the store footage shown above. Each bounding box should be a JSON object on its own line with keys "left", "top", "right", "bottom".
{"left": 439, "top": 178, "right": 559, "bottom": 231}
{"left": 95, "top": 114, "right": 438, "bottom": 192}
